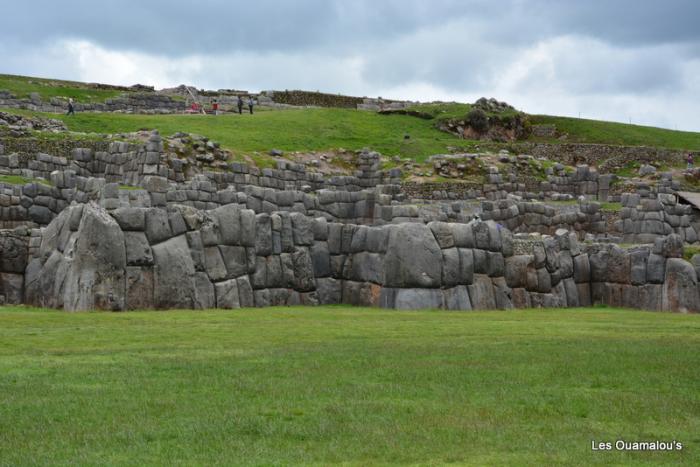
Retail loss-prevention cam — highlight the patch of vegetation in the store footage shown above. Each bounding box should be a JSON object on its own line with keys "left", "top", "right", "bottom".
{"left": 600, "top": 201, "right": 623, "bottom": 212}
{"left": 401, "top": 102, "right": 473, "bottom": 122}
{"left": 0, "top": 306, "right": 698, "bottom": 465}
{"left": 614, "top": 161, "right": 642, "bottom": 178}
{"left": 683, "top": 244, "right": 700, "bottom": 261}
{"left": 467, "top": 108, "right": 489, "bottom": 133}
{"left": 118, "top": 184, "right": 143, "bottom": 191}
{"left": 0, "top": 74, "right": 123, "bottom": 103}
{"left": 0, "top": 175, "right": 50, "bottom": 186}
{"left": 247, "top": 152, "right": 279, "bottom": 169}
{"left": 547, "top": 199, "right": 580, "bottom": 206}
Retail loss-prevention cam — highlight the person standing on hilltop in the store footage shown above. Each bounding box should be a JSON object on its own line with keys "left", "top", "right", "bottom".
{"left": 237, "top": 95, "right": 243, "bottom": 114}
{"left": 66, "top": 98, "right": 75, "bottom": 116}
{"left": 248, "top": 96, "right": 254, "bottom": 114}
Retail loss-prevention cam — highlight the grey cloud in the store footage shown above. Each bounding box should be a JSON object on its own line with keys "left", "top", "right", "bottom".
{"left": 1, "top": 0, "right": 699, "bottom": 130}
{"left": 4, "top": 1, "right": 698, "bottom": 58}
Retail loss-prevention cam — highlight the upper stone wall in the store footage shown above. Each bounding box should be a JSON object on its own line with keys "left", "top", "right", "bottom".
{"left": 0, "top": 91, "right": 186, "bottom": 114}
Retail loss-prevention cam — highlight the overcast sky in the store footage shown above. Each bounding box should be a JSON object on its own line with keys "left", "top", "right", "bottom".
{"left": 2, "top": 0, "right": 699, "bottom": 130}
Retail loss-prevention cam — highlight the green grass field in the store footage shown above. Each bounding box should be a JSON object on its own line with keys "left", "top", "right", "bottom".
{"left": 1, "top": 306, "right": 698, "bottom": 465}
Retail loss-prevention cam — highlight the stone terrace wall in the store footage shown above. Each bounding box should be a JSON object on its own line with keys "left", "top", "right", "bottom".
{"left": 619, "top": 193, "right": 700, "bottom": 243}
{"left": 0, "top": 91, "right": 186, "bottom": 114}
{"left": 6, "top": 202, "right": 697, "bottom": 312}
{"left": 514, "top": 142, "right": 696, "bottom": 172}
{"left": 480, "top": 199, "right": 606, "bottom": 237}
{"left": 401, "top": 164, "right": 617, "bottom": 201}
{"left": 259, "top": 90, "right": 364, "bottom": 108}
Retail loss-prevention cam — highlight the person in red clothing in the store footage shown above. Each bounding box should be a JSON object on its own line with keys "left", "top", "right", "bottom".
{"left": 212, "top": 99, "right": 219, "bottom": 115}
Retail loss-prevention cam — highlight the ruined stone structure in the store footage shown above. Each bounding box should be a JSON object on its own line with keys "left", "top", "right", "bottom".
{"left": 0, "top": 130, "right": 699, "bottom": 312}
{"left": 0, "top": 88, "right": 414, "bottom": 114}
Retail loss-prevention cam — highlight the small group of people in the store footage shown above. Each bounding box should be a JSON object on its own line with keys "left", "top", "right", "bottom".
{"left": 236, "top": 95, "right": 255, "bottom": 115}
{"left": 208, "top": 96, "right": 254, "bottom": 115}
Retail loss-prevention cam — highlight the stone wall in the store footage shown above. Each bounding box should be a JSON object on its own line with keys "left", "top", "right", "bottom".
{"left": 512, "top": 142, "right": 696, "bottom": 172}
{"left": 618, "top": 193, "right": 699, "bottom": 243}
{"left": 0, "top": 91, "right": 186, "bottom": 114}
{"left": 6, "top": 202, "right": 697, "bottom": 312}
{"left": 259, "top": 90, "right": 364, "bottom": 108}
{"left": 402, "top": 163, "right": 615, "bottom": 201}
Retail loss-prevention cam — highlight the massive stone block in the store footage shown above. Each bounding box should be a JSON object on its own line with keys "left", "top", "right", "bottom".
{"left": 126, "top": 266, "right": 154, "bottom": 310}
{"left": 213, "top": 204, "right": 241, "bottom": 245}
{"left": 443, "top": 285, "right": 472, "bottom": 310}
{"left": 145, "top": 208, "right": 172, "bottom": 244}
{"left": 662, "top": 258, "right": 699, "bottom": 312}
{"left": 384, "top": 223, "right": 442, "bottom": 288}
{"left": 394, "top": 288, "right": 444, "bottom": 310}
{"left": 62, "top": 204, "right": 127, "bottom": 311}
{"left": 468, "top": 274, "right": 497, "bottom": 310}
{"left": 152, "top": 234, "right": 198, "bottom": 309}
{"left": 124, "top": 231, "right": 153, "bottom": 266}
{"left": 215, "top": 278, "right": 240, "bottom": 309}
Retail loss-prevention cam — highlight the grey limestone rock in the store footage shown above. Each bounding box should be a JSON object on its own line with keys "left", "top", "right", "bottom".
{"left": 443, "top": 285, "right": 471, "bottom": 310}
{"left": 145, "top": 208, "right": 172, "bottom": 244}
{"left": 124, "top": 231, "right": 153, "bottom": 266}
{"left": 213, "top": 204, "right": 241, "bottom": 245}
{"left": 468, "top": 274, "right": 497, "bottom": 310}
{"left": 394, "top": 288, "right": 444, "bottom": 310}
{"left": 505, "top": 255, "right": 531, "bottom": 288}
{"left": 219, "top": 245, "right": 248, "bottom": 278}
{"left": 255, "top": 214, "right": 272, "bottom": 256}
{"left": 662, "top": 258, "right": 699, "bottom": 312}
{"left": 153, "top": 234, "right": 198, "bottom": 309}
{"left": 428, "top": 221, "right": 455, "bottom": 248}
{"left": 112, "top": 207, "right": 146, "bottom": 231}
{"left": 215, "top": 278, "right": 240, "bottom": 309}
{"left": 384, "top": 223, "right": 442, "bottom": 288}
{"left": 62, "top": 204, "right": 127, "bottom": 311}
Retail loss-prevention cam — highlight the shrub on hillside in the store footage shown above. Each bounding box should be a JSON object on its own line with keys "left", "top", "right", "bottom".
{"left": 467, "top": 108, "right": 489, "bottom": 133}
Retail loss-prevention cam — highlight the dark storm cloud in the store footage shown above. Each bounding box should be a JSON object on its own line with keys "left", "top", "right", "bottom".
{"left": 6, "top": 0, "right": 696, "bottom": 56}
{"left": 2, "top": 0, "right": 469, "bottom": 56}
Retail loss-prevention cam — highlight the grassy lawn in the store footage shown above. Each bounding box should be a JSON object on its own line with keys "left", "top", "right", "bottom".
{"left": 1, "top": 306, "right": 698, "bottom": 465}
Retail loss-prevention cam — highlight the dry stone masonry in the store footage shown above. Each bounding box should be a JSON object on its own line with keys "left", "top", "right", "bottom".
{"left": 0, "top": 130, "right": 699, "bottom": 312}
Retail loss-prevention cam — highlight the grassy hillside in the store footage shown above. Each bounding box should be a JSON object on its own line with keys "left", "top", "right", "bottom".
{"left": 15, "top": 108, "right": 463, "bottom": 162}
{"left": 531, "top": 115, "right": 700, "bottom": 151}
{"left": 0, "top": 74, "right": 123, "bottom": 103}
{"left": 3, "top": 73, "right": 700, "bottom": 160}
{"left": 0, "top": 306, "right": 698, "bottom": 465}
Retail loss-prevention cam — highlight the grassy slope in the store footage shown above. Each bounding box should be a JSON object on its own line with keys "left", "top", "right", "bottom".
{"left": 1, "top": 306, "right": 698, "bottom": 465}
{"left": 45, "top": 108, "right": 700, "bottom": 160}
{"left": 3, "top": 72, "right": 700, "bottom": 159}
{"left": 531, "top": 115, "right": 700, "bottom": 151}
{"left": 41, "top": 108, "right": 461, "bottom": 161}
{"left": 0, "top": 74, "right": 123, "bottom": 103}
